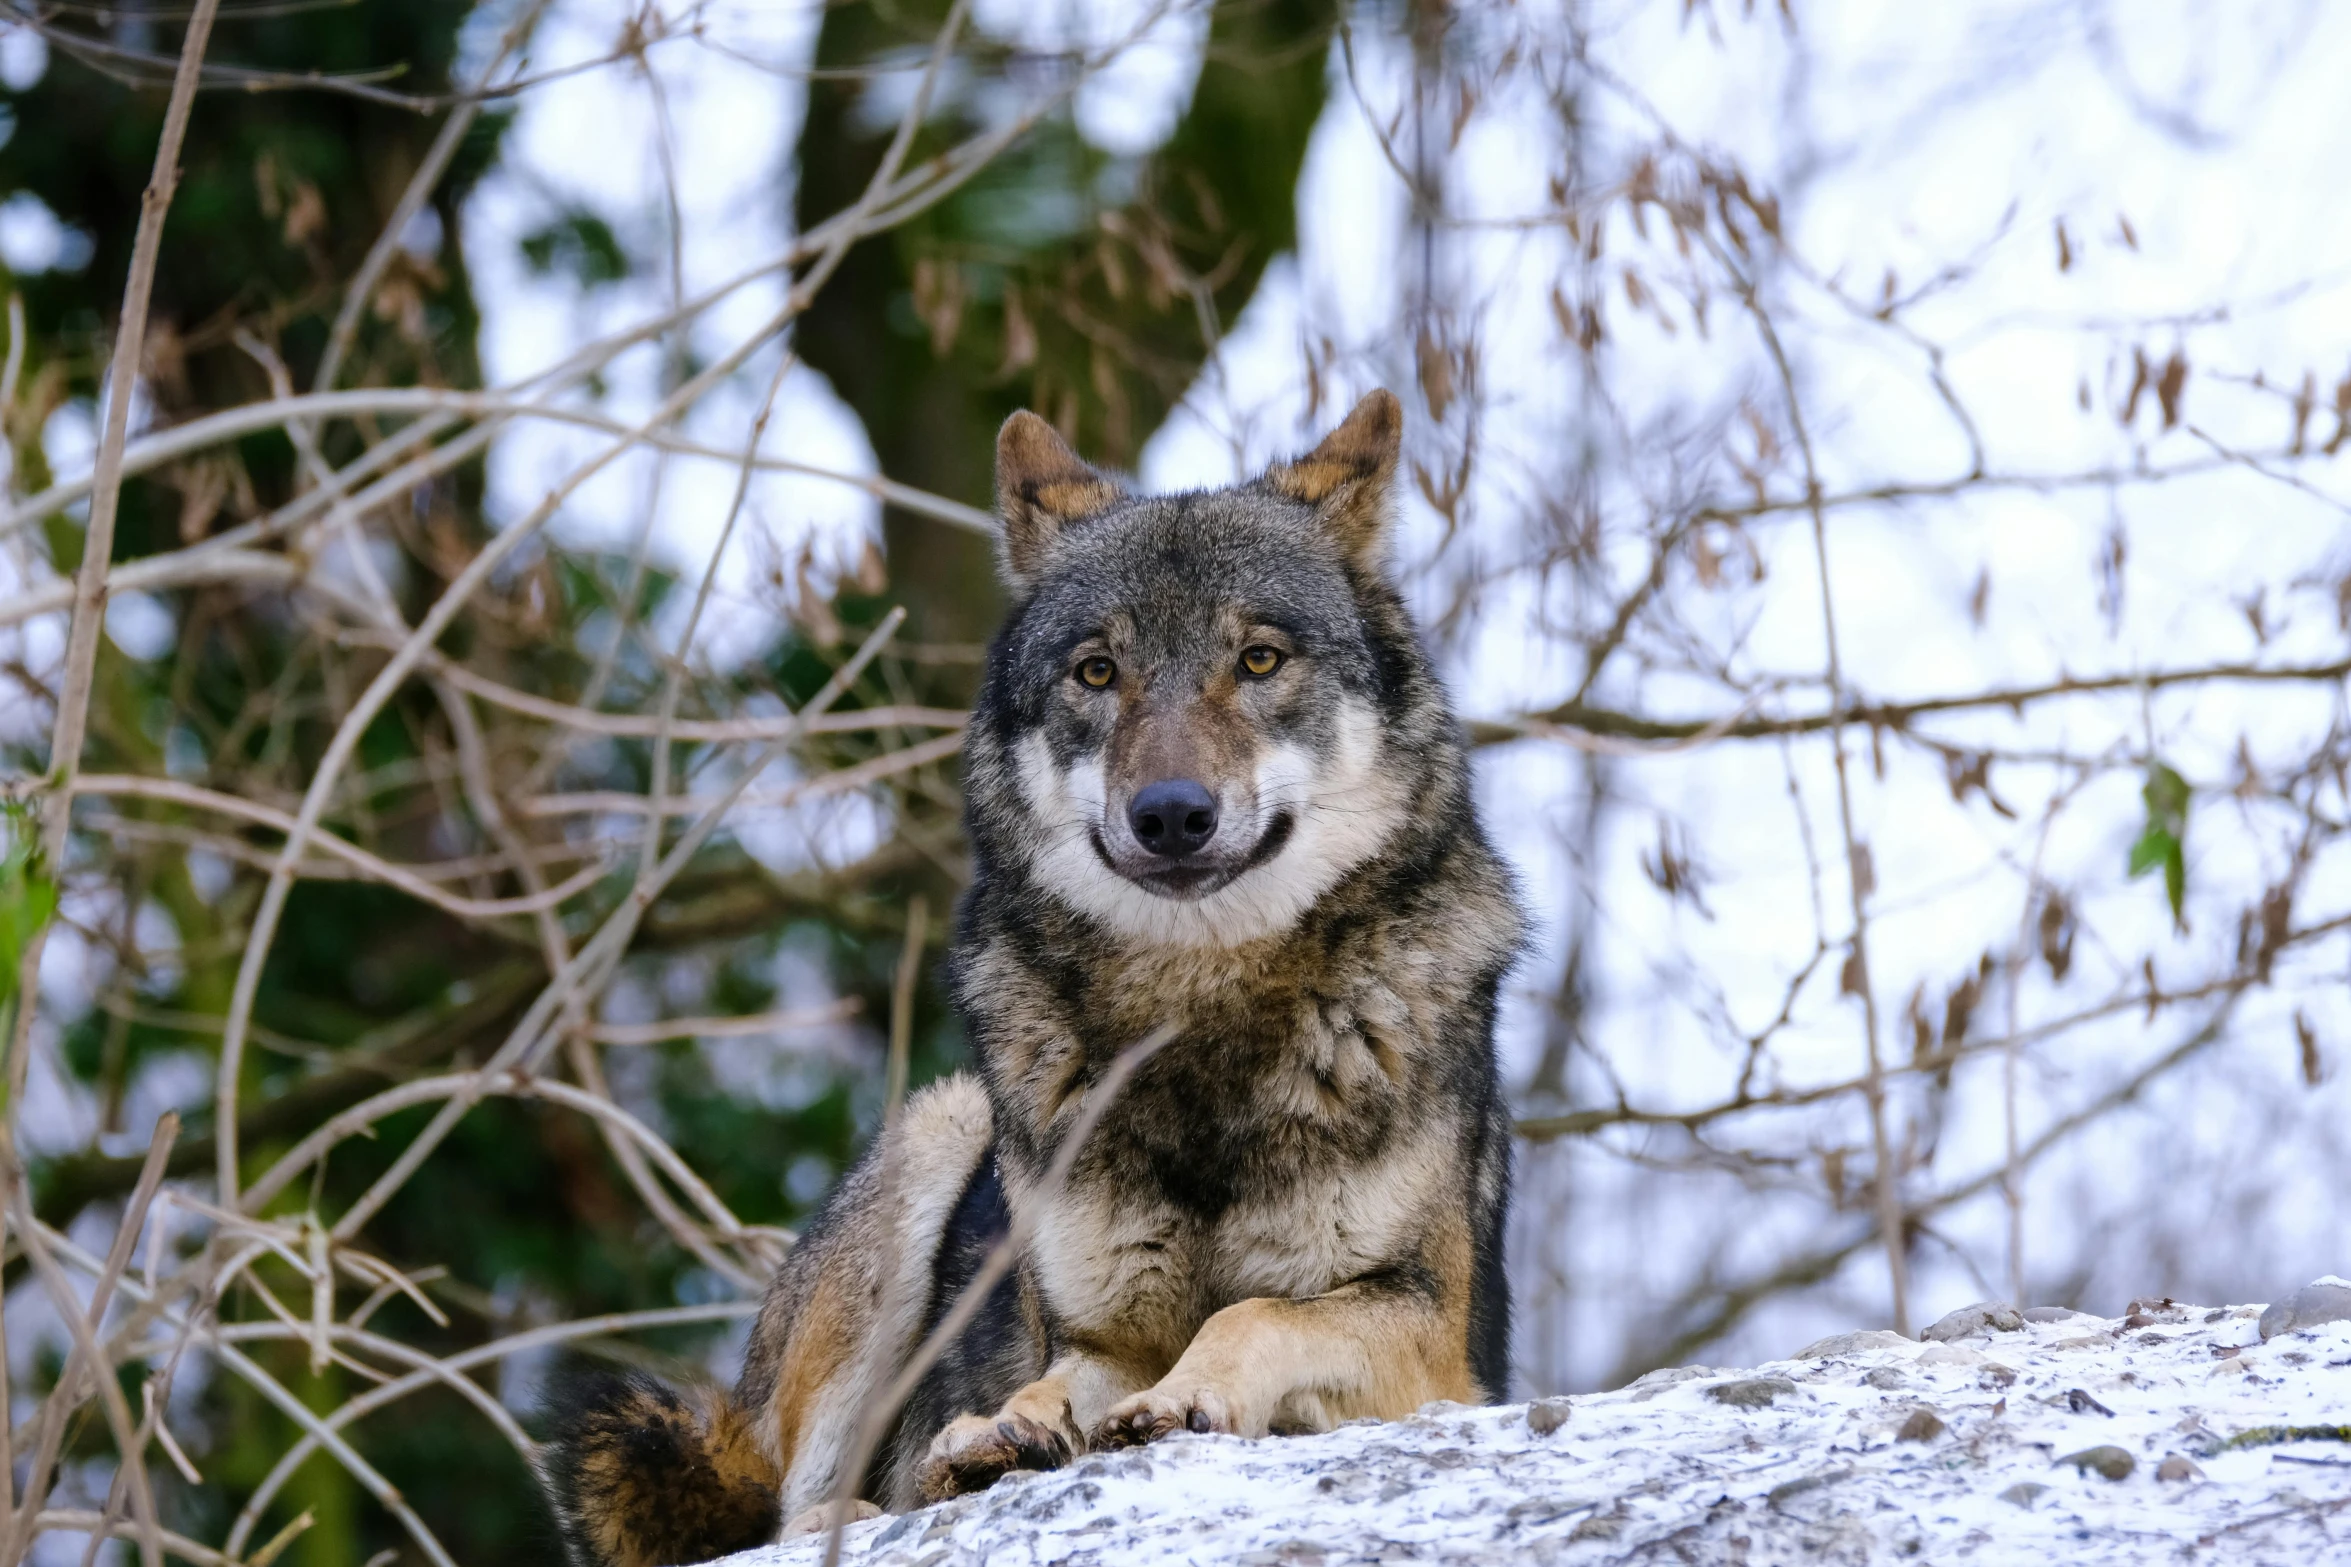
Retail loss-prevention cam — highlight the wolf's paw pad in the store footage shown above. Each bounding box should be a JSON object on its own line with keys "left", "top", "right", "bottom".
{"left": 916, "top": 1411, "right": 1071, "bottom": 1502}
{"left": 1090, "top": 1385, "right": 1236, "bottom": 1448}
{"left": 780, "top": 1499, "right": 882, "bottom": 1536}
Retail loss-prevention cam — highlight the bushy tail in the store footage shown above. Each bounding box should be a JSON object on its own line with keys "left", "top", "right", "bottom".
{"left": 540, "top": 1367, "right": 780, "bottom": 1567}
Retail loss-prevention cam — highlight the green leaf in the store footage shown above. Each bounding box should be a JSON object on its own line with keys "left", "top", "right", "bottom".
{"left": 519, "top": 209, "right": 629, "bottom": 287}
{"left": 2126, "top": 761, "right": 2190, "bottom": 930}
{"left": 0, "top": 807, "right": 58, "bottom": 1013}
{"left": 2142, "top": 762, "right": 2190, "bottom": 832}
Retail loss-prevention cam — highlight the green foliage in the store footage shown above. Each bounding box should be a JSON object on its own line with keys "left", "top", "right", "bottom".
{"left": 0, "top": 806, "right": 57, "bottom": 1018}
{"left": 2127, "top": 760, "right": 2191, "bottom": 930}
{"left": 520, "top": 209, "right": 631, "bottom": 286}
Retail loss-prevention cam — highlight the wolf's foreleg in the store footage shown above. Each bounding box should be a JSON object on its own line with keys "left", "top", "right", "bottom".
{"left": 1089, "top": 1278, "right": 1475, "bottom": 1447}
{"left": 915, "top": 1350, "right": 1145, "bottom": 1501}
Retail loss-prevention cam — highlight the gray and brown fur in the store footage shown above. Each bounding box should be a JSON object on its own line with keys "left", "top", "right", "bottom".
{"left": 539, "top": 391, "right": 1523, "bottom": 1567}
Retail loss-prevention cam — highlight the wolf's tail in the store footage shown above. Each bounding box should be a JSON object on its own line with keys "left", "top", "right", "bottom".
{"left": 540, "top": 1367, "right": 780, "bottom": 1567}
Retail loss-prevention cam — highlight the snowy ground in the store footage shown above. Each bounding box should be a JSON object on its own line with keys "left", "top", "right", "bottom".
{"left": 738, "top": 1286, "right": 2351, "bottom": 1565}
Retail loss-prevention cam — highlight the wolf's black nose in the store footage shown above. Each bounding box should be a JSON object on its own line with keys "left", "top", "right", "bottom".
{"left": 1129, "top": 780, "right": 1218, "bottom": 858}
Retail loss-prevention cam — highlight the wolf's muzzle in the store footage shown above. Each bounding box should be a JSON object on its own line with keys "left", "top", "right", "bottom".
{"left": 1128, "top": 778, "right": 1218, "bottom": 858}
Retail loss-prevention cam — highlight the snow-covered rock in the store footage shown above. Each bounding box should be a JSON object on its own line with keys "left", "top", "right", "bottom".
{"left": 742, "top": 1293, "right": 2351, "bottom": 1565}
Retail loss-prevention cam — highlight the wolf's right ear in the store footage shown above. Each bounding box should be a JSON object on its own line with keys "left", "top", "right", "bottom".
{"left": 1263, "top": 389, "right": 1402, "bottom": 572}
{"left": 995, "top": 412, "right": 1123, "bottom": 591}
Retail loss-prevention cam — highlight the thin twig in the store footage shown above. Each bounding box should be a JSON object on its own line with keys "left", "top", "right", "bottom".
{"left": 7, "top": 0, "right": 222, "bottom": 1114}
{"left": 885, "top": 896, "right": 929, "bottom": 1127}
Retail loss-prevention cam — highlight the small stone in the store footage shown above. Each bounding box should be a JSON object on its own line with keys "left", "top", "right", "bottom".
{"left": 1625, "top": 1366, "right": 1721, "bottom": 1402}
{"left": 1795, "top": 1329, "right": 1913, "bottom": 1360}
{"left": 2057, "top": 1445, "right": 2136, "bottom": 1480}
{"left": 2258, "top": 1279, "right": 2351, "bottom": 1341}
{"left": 1999, "top": 1482, "right": 2047, "bottom": 1508}
{"left": 2022, "top": 1306, "right": 2086, "bottom": 1324}
{"left": 2066, "top": 1387, "right": 2117, "bottom": 1416}
{"left": 1921, "top": 1302, "right": 2025, "bottom": 1342}
{"left": 2156, "top": 1455, "right": 2205, "bottom": 1483}
{"left": 1979, "top": 1362, "right": 2019, "bottom": 1389}
{"left": 1863, "top": 1367, "right": 1911, "bottom": 1391}
{"left": 1895, "top": 1407, "right": 1946, "bottom": 1442}
{"left": 1706, "top": 1377, "right": 1799, "bottom": 1410}
{"left": 1526, "top": 1397, "right": 1572, "bottom": 1436}
{"left": 1766, "top": 1467, "right": 1849, "bottom": 1508}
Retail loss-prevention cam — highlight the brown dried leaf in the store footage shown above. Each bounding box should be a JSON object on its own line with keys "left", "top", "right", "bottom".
{"left": 2122, "top": 346, "right": 2151, "bottom": 426}
{"left": 283, "top": 180, "right": 327, "bottom": 248}
{"left": 996, "top": 286, "right": 1036, "bottom": 376}
{"left": 2039, "top": 891, "right": 2075, "bottom": 982}
{"left": 1417, "top": 326, "right": 1455, "bottom": 423}
{"left": 1692, "top": 530, "right": 1723, "bottom": 588}
{"left": 2253, "top": 883, "right": 2292, "bottom": 983}
{"left": 2155, "top": 350, "right": 2188, "bottom": 429}
{"left": 2298, "top": 1012, "right": 2323, "bottom": 1087}
{"left": 1839, "top": 946, "right": 1868, "bottom": 998}
{"left": 2055, "top": 218, "right": 2073, "bottom": 272}
{"left": 911, "top": 256, "right": 968, "bottom": 358}
{"left": 1942, "top": 968, "right": 1982, "bottom": 1050}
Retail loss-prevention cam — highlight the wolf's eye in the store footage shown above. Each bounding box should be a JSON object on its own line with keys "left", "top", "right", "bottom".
{"left": 1239, "top": 646, "right": 1283, "bottom": 678}
{"left": 1077, "top": 657, "right": 1117, "bottom": 689}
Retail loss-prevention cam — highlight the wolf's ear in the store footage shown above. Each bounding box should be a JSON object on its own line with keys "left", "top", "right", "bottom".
{"left": 1263, "top": 389, "right": 1402, "bottom": 570}
{"left": 995, "top": 412, "right": 1123, "bottom": 590}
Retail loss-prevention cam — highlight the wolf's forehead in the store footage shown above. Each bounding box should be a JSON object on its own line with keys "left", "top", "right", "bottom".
{"left": 1035, "top": 496, "right": 1350, "bottom": 633}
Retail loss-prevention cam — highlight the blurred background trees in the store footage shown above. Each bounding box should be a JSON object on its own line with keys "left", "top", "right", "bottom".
{"left": 3, "top": 3, "right": 2348, "bottom": 1566}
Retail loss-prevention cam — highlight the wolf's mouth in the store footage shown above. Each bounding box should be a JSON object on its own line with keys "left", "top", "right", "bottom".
{"left": 1089, "top": 810, "right": 1296, "bottom": 901}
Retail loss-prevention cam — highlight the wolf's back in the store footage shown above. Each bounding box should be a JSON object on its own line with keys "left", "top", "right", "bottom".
{"left": 541, "top": 1369, "right": 779, "bottom": 1567}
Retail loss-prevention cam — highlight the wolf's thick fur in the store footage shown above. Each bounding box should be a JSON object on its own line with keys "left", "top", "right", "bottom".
{"left": 540, "top": 391, "right": 1523, "bottom": 1567}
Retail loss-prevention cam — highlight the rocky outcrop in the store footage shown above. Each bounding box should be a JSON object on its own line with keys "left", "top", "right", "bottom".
{"left": 732, "top": 1284, "right": 2351, "bottom": 1565}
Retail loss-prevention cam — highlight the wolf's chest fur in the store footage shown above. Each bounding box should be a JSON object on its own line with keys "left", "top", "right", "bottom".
{"left": 966, "top": 897, "right": 1485, "bottom": 1363}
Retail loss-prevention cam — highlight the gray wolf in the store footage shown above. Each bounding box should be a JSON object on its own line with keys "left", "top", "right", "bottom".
{"left": 540, "top": 390, "right": 1523, "bottom": 1567}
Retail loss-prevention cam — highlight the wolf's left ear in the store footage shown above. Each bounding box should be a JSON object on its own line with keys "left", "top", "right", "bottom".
{"left": 995, "top": 412, "right": 1123, "bottom": 591}
{"left": 1263, "top": 389, "right": 1402, "bottom": 570}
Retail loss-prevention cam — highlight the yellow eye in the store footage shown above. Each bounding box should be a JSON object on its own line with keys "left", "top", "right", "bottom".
{"left": 1239, "top": 646, "right": 1283, "bottom": 678}
{"left": 1077, "top": 657, "right": 1117, "bottom": 689}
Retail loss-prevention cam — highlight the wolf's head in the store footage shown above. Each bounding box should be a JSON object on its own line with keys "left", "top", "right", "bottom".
{"left": 964, "top": 391, "right": 1463, "bottom": 949}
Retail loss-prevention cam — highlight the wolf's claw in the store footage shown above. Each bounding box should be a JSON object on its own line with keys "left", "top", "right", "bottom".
{"left": 1090, "top": 1384, "right": 1237, "bottom": 1448}
{"left": 915, "top": 1411, "right": 1071, "bottom": 1501}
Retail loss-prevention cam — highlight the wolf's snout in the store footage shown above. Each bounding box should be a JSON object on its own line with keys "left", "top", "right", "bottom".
{"left": 1129, "top": 779, "right": 1218, "bottom": 858}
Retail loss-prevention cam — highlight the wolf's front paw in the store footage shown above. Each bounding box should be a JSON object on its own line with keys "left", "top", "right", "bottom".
{"left": 1090, "top": 1383, "right": 1238, "bottom": 1448}
{"left": 915, "top": 1411, "right": 1072, "bottom": 1502}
